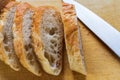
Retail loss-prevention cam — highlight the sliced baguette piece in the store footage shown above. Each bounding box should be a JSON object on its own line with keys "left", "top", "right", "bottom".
{"left": 13, "top": 2, "right": 41, "bottom": 76}
{"left": 62, "top": 3, "right": 86, "bottom": 75}
{"left": 0, "top": 1, "right": 21, "bottom": 71}
{"left": 32, "top": 6, "right": 64, "bottom": 75}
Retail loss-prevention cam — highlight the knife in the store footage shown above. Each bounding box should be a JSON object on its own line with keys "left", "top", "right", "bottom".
{"left": 63, "top": 0, "right": 120, "bottom": 57}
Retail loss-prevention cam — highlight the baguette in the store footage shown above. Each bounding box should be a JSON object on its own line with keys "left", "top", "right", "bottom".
{"left": 32, "top": 6, "right": 64, "bottom": 75}
{"left": 0, "top": 1, "right": 20, "bottom": 71}
{"left": 62, "top": 3, "right": 86, "bottom": 75}
{"left": 13, "top": 2, "right": 41, "bottom": 76}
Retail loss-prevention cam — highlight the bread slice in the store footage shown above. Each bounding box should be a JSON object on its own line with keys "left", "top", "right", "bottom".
{"left": 62, "top": 3, "right": 86, "bottom": 75}
{"left": 32, "top": 6, "right": 64, "bottom": 75}
{"left": 0, "top": 1, "right": 21, "bottom": 71}
{"left": 13, "top": 2, "right": 41, "bottom": 76}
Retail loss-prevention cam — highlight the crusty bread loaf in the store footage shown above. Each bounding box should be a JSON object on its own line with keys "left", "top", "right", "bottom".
{"left": 62, "top": 3, "right": 86, "bottom": 75}
{"left": 13, "top": 2, "right": 41, "bottom": 76}
{"left": 0, "top": 1, "right": 21, "bottom": 71}
{"left": 32, "top": 6, "right": 64, "bottom": 75}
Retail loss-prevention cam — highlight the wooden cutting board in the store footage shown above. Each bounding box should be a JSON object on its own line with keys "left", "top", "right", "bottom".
{"left": 0, "top": 0, "right": 120, "bottom": 80}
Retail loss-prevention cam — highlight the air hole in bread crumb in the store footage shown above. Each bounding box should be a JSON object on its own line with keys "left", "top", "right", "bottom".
{"left": 50, "top": 39, "right": 55, "bottom": 44}
{"left": 49, "top": 27, "right": 57, "bottom": 35}
{"left": 25, "top": 44, "right": 32, "bottom": 51}
{"left": 27, "top": 53, "right": 34, "bottom": 65}
{"left": 57, "top": 54, "right": 61, "bottom": 58}
{"left": 45, "top": 27, "right": 57, "bottom": 35}
{"left": 44, "top": 52, "right": 49, "bottom": 59}
{"left": 30, "top": 60, "right": 34, "bottom": 65}
{"left": 53, "top": 50, "right": 56, "bottom": 54}
{"left": 50, "top": 45, "right": 54, "bottom": 49}
{"left": 50, "top": 39, "right": 57, "bottom": 47}
{"left": 3, "top": 35, "right": 8, "bottom": 44}
{"left": 44, "top": 51, "right": 55, "bottom": 66}
{"left": 25, "top": 45, "right": 29, "bottom": 51}
{"left": 27, "top": 53, "right": 33, "bottom": 61}
{"left": 54, "top": 43, "right": 57, "bottom": 47}
{"left": 56, "top": 61, "right": 61, "bottom": 68}
{"left": 8, "top": 53, "right": 12, "bottom": 59}
{"left": 49, "top": 29, "right": 55, "bottom": 35}
{"left": 4, "top": 46, "right": 10, "bottom": 52}
{"left": 29, "top": 44, "right": 33, "bottom": 49}
{"left": 51, "top": 55, "right": 55, "bottom": 65}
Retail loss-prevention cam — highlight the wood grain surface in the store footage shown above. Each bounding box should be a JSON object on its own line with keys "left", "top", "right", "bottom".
{"left": 77, "top": 0, "right": 120, "bottom": 80}
{"left": 0, "top": 0, "right": 120, "bottom": 80}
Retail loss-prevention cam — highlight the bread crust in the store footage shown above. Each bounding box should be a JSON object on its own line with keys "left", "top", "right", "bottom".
{"left": 62, "top": 3, "right": 86, "bottom": 75}
{"left": 0, "top": 0, "right": 15, "bottom": 11}
{"left": 0, "top": 1, "right": 20, "bottom": 71}
{"left": 13, "top": 2, "right": 41, "bottom": 76}
{"left": 0, "top": 20, "right": 6, "bottom": 62}
{"left": 32, "top": 6, "right": 63, "bottom": 75}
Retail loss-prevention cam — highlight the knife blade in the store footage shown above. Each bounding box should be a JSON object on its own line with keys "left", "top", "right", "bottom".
{"left": 63, "top": 0, "right": 120, "bottom": 57}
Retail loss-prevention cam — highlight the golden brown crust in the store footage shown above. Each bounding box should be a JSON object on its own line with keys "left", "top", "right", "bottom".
{"left": 5, "top": 1, "right": 16, "bottom": 9}
{"left": 0, "top": 21, "right": 6, "bottom": 61}
{"left": 32, "top": 6, "right": 62, "bottom": 75}
{"left": 13, "top": 2, "right": 32, "bottom": 58}
{"left": 0, "top": 1, "right": 18, "bottom": 13}
{"left": 62, "top": 3, "right": 86, "bottom": 75}
{"left": 13, "top": 2, "right": 41, "bottom": 76}
{"left": 32, "top": 7, "right": 44, "bottom": 61}
{"left": 0, "top": 0, "right": 15, "bottom": 11}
